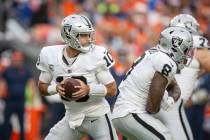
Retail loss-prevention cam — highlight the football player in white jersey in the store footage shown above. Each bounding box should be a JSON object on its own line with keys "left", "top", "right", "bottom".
{"left": 112, "top": 26, "right": 193, "bottom": 140}
{"left": 36, "top": 14, "right": 118, "bottom": 140}
{"left": 155, "top": 14, "right": 210, "bottom": 140}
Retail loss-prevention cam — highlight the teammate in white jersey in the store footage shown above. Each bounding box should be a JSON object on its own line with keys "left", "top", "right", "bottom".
{"left": 36, "top": 14, "right": 118, "bottom": 140}
{"left": 155, "top": 14, "right": 210, "bottom": 140}
{"left": 112, "top": 26, "right": 193, "bottom": 140}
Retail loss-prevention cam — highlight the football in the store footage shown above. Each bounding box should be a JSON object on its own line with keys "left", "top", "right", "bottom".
{"left": 63, "top": 78, "right": 80, "bottom": 99}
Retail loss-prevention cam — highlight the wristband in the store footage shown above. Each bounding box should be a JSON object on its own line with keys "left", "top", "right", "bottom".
{"left": 89, "top": 84, "right": 107, "bottom": 97}
{"left": 47, "top": 84, "right": 57, "bottom": 95}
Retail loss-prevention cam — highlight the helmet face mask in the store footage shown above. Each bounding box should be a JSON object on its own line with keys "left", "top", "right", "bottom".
{"left": 159, "top": 26, "right": 193, "bottom": 70}
{"left": 61, "top": 14, "right": 95, "bottom": 53}
{"left": 170, "top": 14, "right": 200, "bottom": 35}
{"left": 77, "top": 33, "right": 94, "bottom": 48}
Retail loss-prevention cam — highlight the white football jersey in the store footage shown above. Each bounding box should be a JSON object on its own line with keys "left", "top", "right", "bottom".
{"left": 175, "top": 58, "right": 200, "bottom": 102}
{"left": 174, "top": 34, "right": 208, "bottom": 102}
{"left": 36, "top": 44, "right": 115, "bottom": 118}
{"left": 112, "top": 48, "right": 177, "bottom": 119}
{"left": 192, "top": 35, "right": 209, "bottom": 49}
{"left": 175, "top": 54, "right": 201, "bottom": 102}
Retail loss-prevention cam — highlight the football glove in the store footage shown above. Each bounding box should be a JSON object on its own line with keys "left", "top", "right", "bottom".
{"left": 161, "top": 95, "right": 175, "bottom": 112}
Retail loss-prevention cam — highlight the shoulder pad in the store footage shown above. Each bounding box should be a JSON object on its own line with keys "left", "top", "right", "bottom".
{"left": 36, "top": 47, "right": 49, "bottom": 72}
{"left": 152, "top": 52, "right": 177, "bottom": 80}
{"left": 36, "top": 45, "right": 64, "bottom": 72}
{"left": 92, "top": 45, "right": 115, "bottom": 70}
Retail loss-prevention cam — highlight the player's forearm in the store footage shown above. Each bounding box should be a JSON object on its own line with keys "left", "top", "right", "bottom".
{"left": 167, "top": 79, "right": 181, "bottom": 101}
{"left": 146, "top": 72, "right": 168, "bottom": 113}
{"left": 88, "top": 81, "right": 117, "bottom": 97}
{"left": 94, "top": 69, "right": 117, "bottom": 97}
{"left": 168, "top": 87, "right": 181, "bottom": 102}
{"left": 146, "top": 100, "right": 161, "bottom": 114}
{"left": 146, "top": 85, "right": 164, "bottom": 113}
{"left": 105, "top": 81, "right": 117, "bottom": 97}
{"left": 38, "top": 81, "right": 53, "bottom": 96}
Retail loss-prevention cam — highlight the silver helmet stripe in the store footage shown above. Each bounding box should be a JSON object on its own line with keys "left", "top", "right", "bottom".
{"left": 81, "top": 15, "right": 92, "bottom": 28}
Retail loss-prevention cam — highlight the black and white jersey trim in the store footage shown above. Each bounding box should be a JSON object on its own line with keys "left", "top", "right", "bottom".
{"left": 132, "top": 113, "right": 166, "bottom": 140}
{"left": 105, "top": 114, "right": 114, "bottom": 140}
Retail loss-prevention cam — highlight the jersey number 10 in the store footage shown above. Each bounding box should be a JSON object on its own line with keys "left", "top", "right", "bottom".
{"left": 103, "top": 51, "right": 114, "bottom": 68}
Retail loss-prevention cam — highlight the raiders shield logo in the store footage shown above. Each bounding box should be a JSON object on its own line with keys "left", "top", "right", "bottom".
{"left": 63, "top": 25, "right": 72, "bottom": 39}
{"left": 172, "top": 36, "right": 183, "bottom": 48}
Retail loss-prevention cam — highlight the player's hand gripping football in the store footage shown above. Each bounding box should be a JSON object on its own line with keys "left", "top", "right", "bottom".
{"left": 161, "top": 92, "right": 175, "bottom": 112}
{"left": 56, "top": 80, "right": 66, "bottom": 97}
{"left": 72, "top": 79, "right": 90, "bottom": 98}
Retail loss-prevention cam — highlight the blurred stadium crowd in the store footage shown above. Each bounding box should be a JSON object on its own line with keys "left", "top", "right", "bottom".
{"left": 0, "top": 0, "right": 210, "bottom": 140}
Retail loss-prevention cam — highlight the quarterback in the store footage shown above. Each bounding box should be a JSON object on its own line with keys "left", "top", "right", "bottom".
{"left": 36, "top": 14, "right": 118, "bottom": 140}
{"left": 155, "top": 14, "right": 210, "bottom": 140}
{"left": 112, "top": 26, "right": 193, "bottom": 140}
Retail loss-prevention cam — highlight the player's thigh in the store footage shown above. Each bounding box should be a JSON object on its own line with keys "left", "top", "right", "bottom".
{"left": 113, "top": 113, "right": 172, "bottom": 140}
{"left": 45, "top": 116, "right": 83, "bottom": 140}
{"left": 113, "top": 115, "right": 140, "bottom": 140}
{"left": 83, "top": 113, "right": 118, "bottom": 140}
{"left": 155, "top": 99, "right": 193, "bottom": 140}
{"left": 155, "top": 98, "right": 181, "bottom": 124}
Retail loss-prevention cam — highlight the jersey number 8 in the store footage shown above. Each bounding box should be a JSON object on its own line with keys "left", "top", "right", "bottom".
{"left": 162, "top": 64, "right": 172, "bottom": 77}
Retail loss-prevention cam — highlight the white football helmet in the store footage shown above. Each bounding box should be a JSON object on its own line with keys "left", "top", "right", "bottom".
{"left": 169, "top": 14, "right": 200, "bottom": 34}
{"left": 158, "top": 26, "right": 193, "bottom": 70}
{"left": 61, "top": 14, "right": 95, "bottom": 53}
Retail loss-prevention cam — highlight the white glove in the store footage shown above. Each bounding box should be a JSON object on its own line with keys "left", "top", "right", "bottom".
{"left": 161, "top": 96, "right": 175, "bottom": 112}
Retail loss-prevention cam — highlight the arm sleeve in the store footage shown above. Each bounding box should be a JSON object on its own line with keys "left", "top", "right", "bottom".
{"left": 39, "top": 71, "right": 53, "bottom": 83}
{"left": 96, "top": 68, "right": 115, "bottom": 85}
{"left": 97, "top": 48, "right": 115, "bottom": 70}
